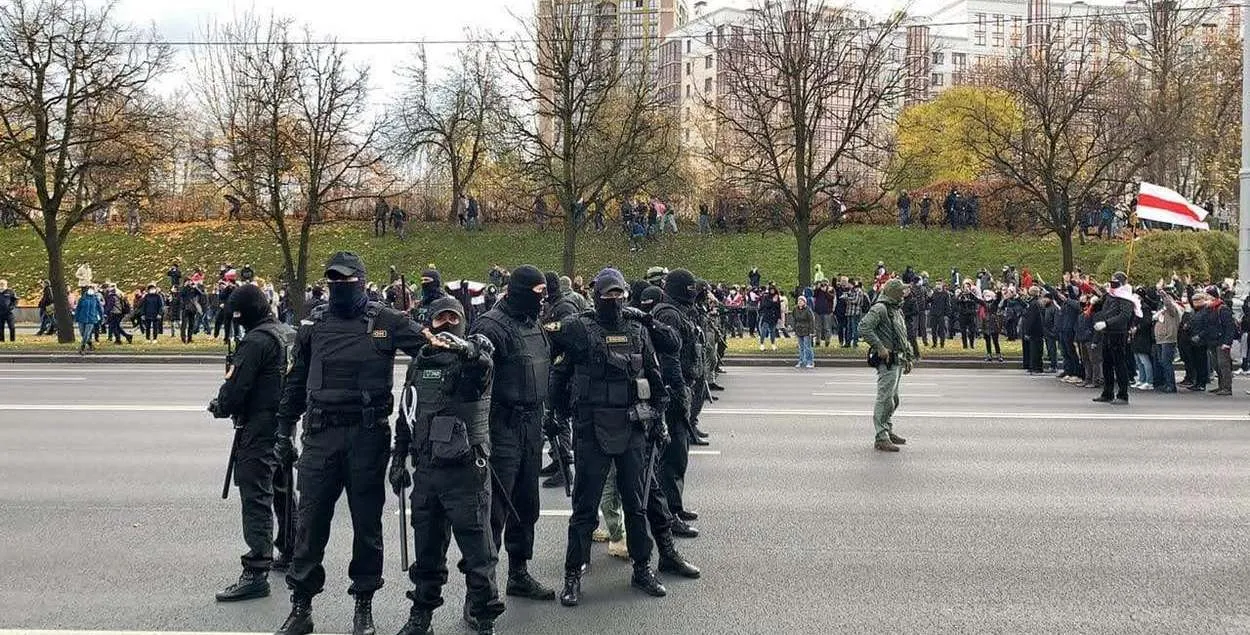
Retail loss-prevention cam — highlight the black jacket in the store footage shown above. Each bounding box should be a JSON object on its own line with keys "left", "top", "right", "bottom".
{"left": 1021, "top": 299, "right": 1045, "bottom": 338}
{"left": 1097, "top": 295, "right": 1136, "bottom": 335}
{"left": 0, "top": 289, "right": 16, "bottom": 315}
{"left": 214, "top": 318, "right": 286, "bottom": 428}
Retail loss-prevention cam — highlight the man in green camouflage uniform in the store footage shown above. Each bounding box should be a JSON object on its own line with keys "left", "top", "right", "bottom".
{"left": 858, "top": 279, "right": 914, "bottom": 452}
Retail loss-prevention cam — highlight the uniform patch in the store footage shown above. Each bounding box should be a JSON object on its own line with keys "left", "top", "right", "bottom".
{"left": 544, "top": 321, "right": 560, "bottom": 332}
{"left": 421, "top": 369, "right": 443, "bottom": 380}
{"left": 372, "top": 329, "right": 388, "bottom": 338}
{"left": 605, "top": 335, "right": 629, "bottom": 345}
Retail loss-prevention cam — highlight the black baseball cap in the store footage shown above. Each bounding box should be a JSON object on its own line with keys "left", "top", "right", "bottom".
{"left": 325, "top": 251, "right": 366, "bottom": 279}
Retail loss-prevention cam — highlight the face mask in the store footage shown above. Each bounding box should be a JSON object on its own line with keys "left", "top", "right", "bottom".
{"left": 595, "top": 294, "right": 625, "bottom": 324}
{"left": 431, "top": 312, "right": 465, "bottom": 338}
{"left": 328, "top": 280, "right": 366, "bottom": 317}
{"left": 506, "top": 287, "right": 544, "bottom": 318}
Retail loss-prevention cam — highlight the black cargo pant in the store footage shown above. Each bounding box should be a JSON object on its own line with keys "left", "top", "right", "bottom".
{"left": 565, "top": 413, "right": 651, "bottom": 573}
{"left": 407, "top": 457, "right": 505, "bottom": 623}
{"left": 1099, "top": 334, "right": 1131, "bottom": 400}
{"left": 688, "top": 377, "right": 707, "bottom": 430}
{"left": 659, "top": 385, "right": 691, "bottom": 516}
{"left": 487, "top": 403, "right": 543, "bottom": 565}
{"left": 287, "top": 417, "right": 390, "bottom": 598}
{"left": 235, "top": 415, "right": 298, "bottom": 571}
{"left": 0, "top": 312, "right": 13, "bottom": 341}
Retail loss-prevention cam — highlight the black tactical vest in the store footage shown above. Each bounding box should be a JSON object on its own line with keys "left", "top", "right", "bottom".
{"left": 479, "top": 310, "right": 549, "bottom": 407}
{"left": 654, "top": 302, "right": 704, "bottom": 381}
{"left": 305, "top": 302, "right": 397, "bottom": 418}
{"left": 571, "top": 317, "right": 645, "bottom": 409}
{"left": 407, "top": 347, "right": 492, "bottom": 454}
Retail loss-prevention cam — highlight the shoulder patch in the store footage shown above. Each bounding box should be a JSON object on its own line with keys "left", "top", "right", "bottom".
{"left": 544, "top": 321, "right": 561, "bottom": 332}
{"left": 605, "top": 335, "right": 630, "bottom": 345}
{"left": 372, "top": 329, "right": 388, "bottom": 338}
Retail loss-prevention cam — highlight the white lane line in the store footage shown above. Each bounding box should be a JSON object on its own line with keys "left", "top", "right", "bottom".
{"left": 0, "top": 376, "right": 85, "bottom": 381}
{"left": 810, "top": 392, "right": 944, "bottom": 398}
{"left": 701, "top": 408, "right": 1249, "bottom": 421}
{"left": 822, "top": 381, "right": 939, "bottom": 386}
{"left": 688, "top": 449, "right": 721, "bottom": 455}
{"left": 0, "top": 632, "right": 292, "bottom": 635}
{"left": 396, "top": 509, "right": 572, "bottom": 517}
{"left": 0, "top": 404, "right": 204, "bottom": 411}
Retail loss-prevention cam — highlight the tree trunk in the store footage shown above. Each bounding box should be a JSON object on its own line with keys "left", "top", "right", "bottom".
{"left": 794, "top": 221, "right": 813, "bottom": 288}
{"left": 45, "top": 234, "right": 75, "bottom": 343}
{"left": 1058, "top": 230, "right": 1075, "bottom": 276}
{"left": 561, "top": 201, "right": 577, "bottom": 277}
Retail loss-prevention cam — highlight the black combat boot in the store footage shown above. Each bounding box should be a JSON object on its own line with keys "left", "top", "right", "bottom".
{"left": 352, "top": 593, "right": 376, "bottom": 635}
{"left": 671, "top": 518, "right": 699, "bottom": 538}
{"left": 395, "top": 605, "right": 432, "bottom": 635}
{"left": 656, "top": 534, "right": 701, "bottom": 579}
{"left": 676, "top": 509, "right": 699, "bottom": 522}
{"left": 474, "top": 618, "right": 496, "bottom": 635}
{"left": 215, "top": 568, "right": 270, "bottom": 602}
{"left": 630, "top": 563, "right": 668, "bottom": 597}
{"left": 275, "top": 595, "right": 314, "bottom": 635}
{"left": 507, "top": 561, "right": 555, "bottom": 601}
{"left": 559, "top": 569, "right": 582, "bottom": 607}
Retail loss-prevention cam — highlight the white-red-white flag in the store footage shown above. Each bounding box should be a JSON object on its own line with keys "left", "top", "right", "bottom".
{"left": 1135, "top": 182, "right": 1209, "bottom": 230}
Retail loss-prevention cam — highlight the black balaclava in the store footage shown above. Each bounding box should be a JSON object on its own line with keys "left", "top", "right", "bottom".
{"left": 629, "top": 280, "right": 651, "bottom": 309}
{"left": 545, "top": 271, "right": 561, "bottom": 302}
{"left": 427, "top": 295, "right": 467, "bottom": 338}
{"left": 592, "top": 268, "right": 628, "bottom": 325}
{"left": 229, "top": 283, "right": 273, "bottom": 330}
{"left": 664, "top": 268, "right": 697, "bottom": 305}
{"left": 328, "top": 280, "right": 366, "bottom": 317}
{"left": 505, "top": 265, "right": 545, "bottom": 319}
{"left": 639, "top": 285, "right": 664, "bottom": 313}
{"left": 421, "top": 268, "right": 443, "bottom": 304}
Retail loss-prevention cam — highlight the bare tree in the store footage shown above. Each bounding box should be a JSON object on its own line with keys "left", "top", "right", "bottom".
{"left": 499, "top": 0, "right": 681, "bottom": 275}
{"left": 193, "top": 14, "right": 390, "bottom": 317}
{"left": 389, "top": 41, "right": 503, "bottom": 221}
{"left": 961, "top": 16, "right": 1154, "bottom": 272}
{"left": 704, "top": 0, "right": 908, "bottom": 286}
{"left": 0, "top": 0, "right": 171, "bottom": 342}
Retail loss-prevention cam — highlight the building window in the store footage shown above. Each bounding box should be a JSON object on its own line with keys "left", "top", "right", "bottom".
{"left": 686, "top": 62, "right": 691, "bottom": 75}
{"left": 932, "top": 52, "right": 944, "bottom": 64}
{"left": 686, "top": 39, "right": 691, "bottom": 53}
{"left": 705, "top": 55, "right": 712, "bottom": 69}
{"left": 976, "top": 13, "right": 985, "bottom": 27}
{"left": 952, "top": 52, "right": 966, "bottom": 67}
{"left": 706, "top": 31, "right": 713, "bottom": 46}
{"left": 931, "top": 73, "right": 944, "bottom": 87}
{"left": 635, "top": 0, "right": 644, "bottom": 7}
{"left": 975, "top": 30, "right": 985, "bottom": 46}
{"left": 704, "top": 77, "right": 712, "bottom": 93}
{"left": 686, "top": 84, "right": 691, "bottom": 97}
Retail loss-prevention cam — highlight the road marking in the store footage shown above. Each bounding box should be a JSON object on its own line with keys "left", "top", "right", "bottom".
{"left": 700, "top": 408, "right": 1249, "bottom": 421}
{"left": 688, "top": 449, "right": 720, "bottom": 455}
{"left": 0, "top": 404, "right": 205, "bottom": 411}
{"left": 0, "top": 632, "right": 295, "bottom": 635}
{"left": 0, "top": 376, "right": 85, "bottom": 381}
{"left": 810, "top": 392, "right": 944, "bottom": 398}
{"left": 822, "top": 381, "right": 939, "bottom": 386}
{"left": 397, "top": 509, "right": 572, "bottom": 517}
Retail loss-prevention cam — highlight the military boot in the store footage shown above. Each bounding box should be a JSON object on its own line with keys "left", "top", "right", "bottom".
{"left": 671, "top": 518, "right": 699, "bottom": 538}
{"left": 539, "top": 460, "right": 560, "bottom": 477}
{"left": 274, "top": 595, "right": 314, "bottom": 635}
{"left": 874, "top": 439, "right": 900, "bottom": 452}
{"left": 630, "top": 563, "right": 668, "bottom": 597}
{"left": 656, "top": 534, "right": 701, "bottom": 579}
{"left": 352, "top": 593, "right": 376, "bottom": 635}
{"left": 215, "top": 568, "right": 270, "bottom": 602}
{"left": 474, "top": 618, "right": 496, "bottom": 635}
{"left": 507, "top": 561, "right": 555, "bottom": 601}
{"left": 395, "top": 605, "right": 433, "bottom": 635}
{"left": 559, "top": 569, "right": 582, "bottom": 607}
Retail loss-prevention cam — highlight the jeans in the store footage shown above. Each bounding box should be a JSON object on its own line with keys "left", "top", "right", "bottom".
{"left": 1060, "top": 332, "right": 1080, "bottom": 376}
{"left": 848, "top": 315, "right": 862, "bottom": 347}
{"left": 1154, "top": 343, "right": 1176, "bottom": 391}
{"left": 815, "top": 314, "right": 834, "bottom": 345}
{"left": 77, "top": 322, "right": 94, "bottom": 347}
{"left": 1134, "top": 352, "right": 1154, "bottom": 386}
{"left": 758, "top": 321, "right": 776, "bottom": 345}
{"left": 797, "top": 336, "right": 814, "bottom": 367}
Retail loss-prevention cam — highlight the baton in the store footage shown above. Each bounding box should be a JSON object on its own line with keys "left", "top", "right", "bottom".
{"left": 221, "top": 421, "right": 241, "bottom": 499}
{"left": 546, "top": 424, "right": 572, "bottom": 498}
{"left": 488, "top": 459, "right": 522, "bottom": 524}
{"left": 281, "top": 460, "right": 296, "bottom": 555}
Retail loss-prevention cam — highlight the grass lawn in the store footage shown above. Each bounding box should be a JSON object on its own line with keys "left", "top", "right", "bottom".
{"left": 0, "top": 221, "right": 1115, "bottom": 302}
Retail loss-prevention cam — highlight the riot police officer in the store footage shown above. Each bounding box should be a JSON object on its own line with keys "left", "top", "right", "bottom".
{"left": 414, "top": 267, "right": 448, "bottom": 327}
{"left": 540, "top": 271, "right": 587, "bottom": 491}
{"left": 391, "top": 296, "right": 504, "bottom": 635}
{"left": 548, "top": 268, "right": 670, "bottom": 607}
{"left": 273, "top": 252, "right": 429, "bottom": 635}
{"left": 655, "top": 269, "right": 704, "bottom": 535}
{"left": 469, "top": 264, "right": 555, "bottom": 601}
{"left": 208, "top": 283, "right": 297, "bottom": 603}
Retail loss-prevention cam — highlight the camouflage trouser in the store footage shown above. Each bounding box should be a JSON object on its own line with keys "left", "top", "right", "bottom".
{"left": 598, "top": 464, "right": 624, "bottom": 541}
{"left": 873, "top": 364, "right": 903, "bottom": 441}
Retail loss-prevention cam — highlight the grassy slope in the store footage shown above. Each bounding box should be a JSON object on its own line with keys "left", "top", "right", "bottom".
{"left": 0, "top": 221, "right": 1115, "bottom": 301}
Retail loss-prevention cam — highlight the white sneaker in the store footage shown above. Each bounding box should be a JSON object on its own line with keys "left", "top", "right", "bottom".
{"left": 1141, "top": 384, "right": 1153, "bottom": 391}
{"left": 771, "top": 344, "right": 778, "bottom": 351}
{"left": 759, "top": 344, "right": 765, "bottom": 351}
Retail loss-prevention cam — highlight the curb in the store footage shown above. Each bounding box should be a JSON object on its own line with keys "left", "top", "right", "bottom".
{"left": 0, "top": 353, "right": 1021, "bottom": 369}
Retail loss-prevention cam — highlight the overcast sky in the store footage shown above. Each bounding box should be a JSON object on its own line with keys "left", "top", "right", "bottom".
{"left": 110, "top": 0, "right": 948, "bottom": 101}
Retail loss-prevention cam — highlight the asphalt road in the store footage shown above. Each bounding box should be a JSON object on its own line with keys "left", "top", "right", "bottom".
{"left": 0, "top": 363, "right": 1247, "bottom": 634}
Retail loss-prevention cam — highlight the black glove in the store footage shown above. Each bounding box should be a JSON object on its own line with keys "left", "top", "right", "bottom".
{"left": 275, "top": 435, "right": 298, "bottom": 466}
{"left": 388, "top": 449, "right": 411, "bottom": 495}
{"left": 648, "top": 417, "right": 670, "bottom": 448}
{"left": 542, "top": 410, "right": 562, "bottom": 439}
{"left": 207, "top": 398, "right": 228, "bottom": 419}
{"left": 623, "top": 306, "right": 653, "bottom": 326}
